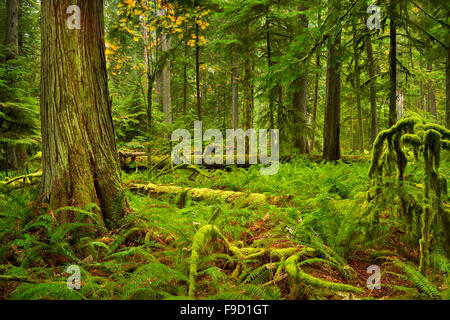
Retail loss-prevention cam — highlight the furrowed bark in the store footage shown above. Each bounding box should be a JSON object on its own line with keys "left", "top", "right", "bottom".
{"left": 40, "top": 0, "right": 128, "bottom": 228}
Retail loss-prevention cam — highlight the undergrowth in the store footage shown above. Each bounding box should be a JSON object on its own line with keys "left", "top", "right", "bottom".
{"left": 0, "top": 158, "right": 448, "bottom": 300}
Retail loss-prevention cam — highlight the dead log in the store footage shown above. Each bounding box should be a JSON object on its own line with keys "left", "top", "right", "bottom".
{"left": 119, "top": 150, "right": 370, "bottom": 171}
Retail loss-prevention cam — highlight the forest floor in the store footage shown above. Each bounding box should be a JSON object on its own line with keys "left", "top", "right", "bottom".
{"left": 0, "top": 157, "right": 448, "bottom": 300}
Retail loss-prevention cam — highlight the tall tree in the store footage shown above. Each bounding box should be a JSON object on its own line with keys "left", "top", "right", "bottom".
{"left": 161, "top": 32, "right": 173, "bottom": 126}
{"left": 427, "top": 63, "right": 436, "bottom": 119}
{"left": 292, "top": 4, "right": 309, "bottom": 154}
{"left": 447, "top": 36, "right": 450, "bottom": 129}
{"left": 231, "top": 53, "right": 239, "bottom": 130}
{"left": 5, "top": 0, "right": 28, "bottom": 171}
{"left": 40, "top": 0, "right": 127, "bottom": 227}
{"left": 354, "top": 28, "right": 363, "bottom": 154}
{"left": 388, "top": 0, "right": 397, "bottom": 127}
{"left": 366, "top": 35, "right": 378, "bottom": 143}
{"left": 323, "top": 4, "right": 341, "bottom": 162}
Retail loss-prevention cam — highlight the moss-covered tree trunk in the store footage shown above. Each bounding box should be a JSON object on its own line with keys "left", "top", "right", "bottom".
{"left": 40, "top": 0, "right": 127, "bottom": 227}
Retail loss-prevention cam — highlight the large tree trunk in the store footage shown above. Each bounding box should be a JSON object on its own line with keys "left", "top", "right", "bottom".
{"left": 40, "top": 0, "right": 127, "bottom": 227}
{"left": 5, "top": 0, "right": 28, "bottom": 171}
{"left": 292, "top": 5, "right": 309, "bottom": 154}
{"left": 388, "top": 0, "right": 397, "bottom": 127}
{"left": 366, "top": 35, "right": 378, "bottom": 144}
{"left": 323, "top": 10, "right": 341, "bottom": 162}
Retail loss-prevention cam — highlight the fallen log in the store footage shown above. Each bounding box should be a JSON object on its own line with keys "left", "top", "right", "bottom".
{"left": 1, "top": 171, "right": 42, "bottom": 189}
{"left": 119, "top": 151, "right": 371, "bottom": 171}
{"left": 128, "top": 183, "right": 292, "bottom": 207}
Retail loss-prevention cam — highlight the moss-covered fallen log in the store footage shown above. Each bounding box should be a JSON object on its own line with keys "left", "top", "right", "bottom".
{"left": 1, "top": 171, "right": 42, "bottom": 189}
{"left": 128, "top": 183, "right": 292, "bottom": 207}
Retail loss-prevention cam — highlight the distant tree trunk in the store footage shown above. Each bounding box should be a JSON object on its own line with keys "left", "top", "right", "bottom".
{"left": 5, "top": 0, "right": 28, "bottom": 171}
{"left": 266, "top": 9, "right": 275, "bottom": 129}
{"left": 366, "top": 35, "right": 378, "bottom": 144}
{"left": 183, "top": 39, "right": 188, "bottom": 116}
{"left": 397, "top": 89, "right": 405, "bottom": 120}
{"left": 40, "top": 0, "right": 127, "bottom": 227}
{"left": 311, "top": 51, "right": 320, "bottom": 152}
{"left": 292, "top": 5, "right": 309, "bottom": 154}
{"left": 231, "top": 53, "right": 239, "bottom": 130}
{"left": 350, "top": 97, "right": 355, "bottom": 153}
{"left": 354, "top": 40, "right": 364, "bottom": 154}
{"left": 427, "top": 63, "right": 437, "bottom": 119}
{"left": 242, "top": 54, "right": 254, "bottom": 131}
{"left": 447, "top": 38, "right": 450, "bottom": 129}
{"left": 195, "top": 22, "right": 201, "bottom": 120}
{"left": 323, "top": 23, "right": 341, "bottom": 161}
{"left": 388, "top": 0, "right": 397, "bottom": 127}
{"left": 5, "top": 0, "right": 19, "bottom": 59}
{"left": 161, "top": 33, "right": 172, "bottom": 127}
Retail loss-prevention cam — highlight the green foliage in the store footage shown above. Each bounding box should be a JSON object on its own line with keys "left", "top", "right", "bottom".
{"left": 386, "top": 259, "right": 441, "bottom": 300}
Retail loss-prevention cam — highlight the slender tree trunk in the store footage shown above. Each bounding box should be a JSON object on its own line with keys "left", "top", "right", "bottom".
{"left": 446, "top": 38, "right": 450, "bottom": 129}
{"left": 266, "top": 10, "right": 275, "bottom": 129}
{"left": 427, "top": 63, "right": 437, "bottom": 119}
{"left": 242, "top": 54, "right": 254, "bottom": 131}
{"left": 195, "top": 22, "right": 201, "bottom": 120}
{"left": 366, "top": 35, "right": 378, "bottom": 143}
{"left": 292, "top": 5, "right": 309, "bottom": 154}
{"left": 183, "top": 39, "right": 188, "bottom": 116}
{"left": 354, "top": 39, "right": 364, "bottom": 154}
{"left": 323, "top": 32, "right": 341, "bottom": 161}
{"left": 40, "top": 0, "right": 127, "bottom": 227}
{"left": 5, "top": 0, "right": 28, "bottom": 171}
{"left": 388, "top": 0, "right": 397, "bottom": 127}
{"left": 161, "top": 33, "right": 172, "bottom": 127}
{"left": 311, "top": 51, "right": 320, "bottom": 152}
{"left": 231, "top": 53, "right": 239, "bottom": 130}
{"left": 350, "top": 97, "right": 355, "bottom": 153}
